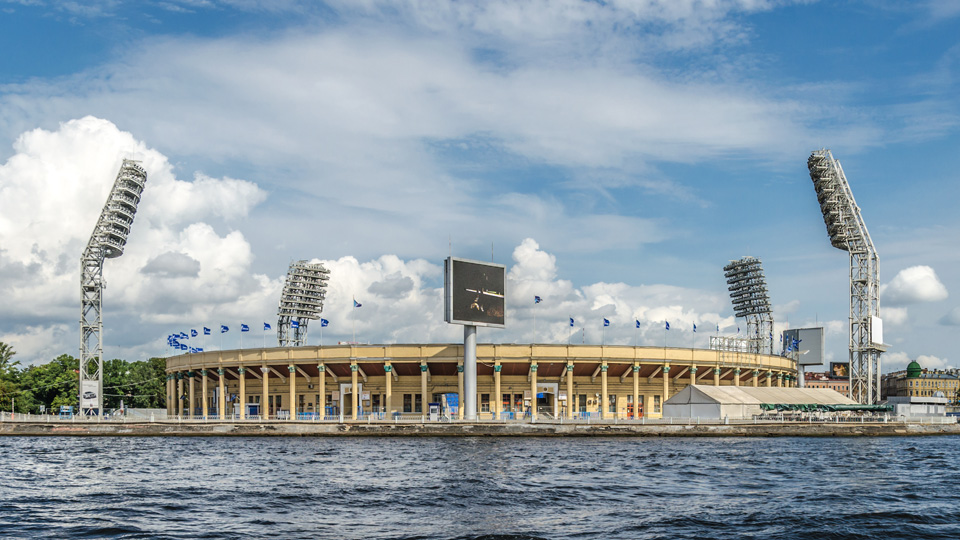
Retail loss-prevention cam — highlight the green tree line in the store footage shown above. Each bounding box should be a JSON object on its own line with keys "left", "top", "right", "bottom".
{"left": 0, "top": 341, "right": 166, "bottom": 413}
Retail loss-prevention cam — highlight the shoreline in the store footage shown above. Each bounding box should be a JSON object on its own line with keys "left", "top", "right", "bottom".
{"left": 2, "top": 420, "right": 958, "bottom": 437}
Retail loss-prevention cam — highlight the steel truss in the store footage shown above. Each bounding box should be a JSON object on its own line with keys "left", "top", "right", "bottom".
{"left": 80, "top": 160, "right": 147, "bottom": 416}
{"left": 808, "top": 149, "right": 883, "bottom": 404}
{"left": 723, "top": 257, "right": 774, "bottom": 355}
{"left": 277, "top": 260, "right": 330, "bottom": 347}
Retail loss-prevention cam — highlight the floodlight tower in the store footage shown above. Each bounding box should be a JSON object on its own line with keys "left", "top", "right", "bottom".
{"left": 80, "top": 159, "right": 148, "bottom": 416}
{"left": 723, "top": 256, "right": 774, "bottom": 354}
{"left": 808, "top": 149, "right": 884, "bottom": 404}
{"left": 277, "top": 260, "right": 330, "bottom": 346}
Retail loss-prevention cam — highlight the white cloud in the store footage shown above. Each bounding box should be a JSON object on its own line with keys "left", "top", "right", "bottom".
{"left": 883, "top": 351, "right": 953, "bottom": 373}
{"left": 881, "top": 306, "right": 909, "bottom": 326}
{"left": 883, "top": 350, "right": 912, "bottom": 372}
{"left": 881, "top": 265, "right": 949, "bottom": 306}
{"left": 916, "top": 354, "right": 954, "bottom": 371}
{"left": 309, "top": 237, "right": 739, "bottom": 347}
{"left": 940, "top": 307, "right": 960, "bottom": 326}
{"left": 0, "top": 117, "right": 271, "bottom": 363}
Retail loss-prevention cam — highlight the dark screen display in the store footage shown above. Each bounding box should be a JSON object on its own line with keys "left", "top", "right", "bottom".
{"left": 449, "top": 259, "right": 505, "bottom": 327}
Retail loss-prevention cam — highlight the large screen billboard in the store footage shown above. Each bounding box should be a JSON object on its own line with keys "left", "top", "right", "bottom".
{"left": 830, "top": 362, "right": 850, "bottom": 378}
{"left": 782, "top": 327, "right": 825, "bottom": 366}
{"left": 444, "top": 257, "right": 505, "bottom": 328}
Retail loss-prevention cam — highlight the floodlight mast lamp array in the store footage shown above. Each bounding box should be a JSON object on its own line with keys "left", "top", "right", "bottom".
{"left": 80, "top": 159, "right": 147, "bottom": 416}
{"left": 808, "top": 149, "right": 883, "bottom": 404}
{"left": 277, "top": 260, "right": 330, "bottom": 347}
{"left": 723, "top": 257, "right": 774, "bottom": 355}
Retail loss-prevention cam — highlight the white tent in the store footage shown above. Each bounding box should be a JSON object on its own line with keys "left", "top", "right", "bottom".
{"left": 663, "top": 385, "right": 857, "bottom": 419}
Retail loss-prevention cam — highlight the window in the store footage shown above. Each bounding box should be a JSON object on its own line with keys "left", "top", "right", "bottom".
{"left": 608, "top": 394, "right": 617, "bottom": 413}
{"left": 415, "top": 394, "right": 423, "bottom": 413}
{"left": 503, "top": 394, "right": 511, "bottom": 412}
{"left": 637, "top": 395, "right": 644, "bottom": 415}
{"left": 403, "top": 393, "right": 412, "bottom": 413}
{"left": 579, "top": 394, "right": 587, "bottom": 413}
{"left": 654, "top": 395, "right": 661, "bottom": 413}
{"left": 480, "top": 393, "right": 490, "bottom": 412}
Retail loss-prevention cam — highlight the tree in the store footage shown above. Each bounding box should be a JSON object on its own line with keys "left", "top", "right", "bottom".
{"left": 0, "top": 342, "right": 20, "bottom": 412}
{"left": 18, "top": 354, "right": 79, "bottom": 413}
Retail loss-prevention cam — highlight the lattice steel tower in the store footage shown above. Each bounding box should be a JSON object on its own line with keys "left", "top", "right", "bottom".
{"left": 80, "top": 160, "right": 147, "bottom": 416}
{"left": 723, "top": 256, "right": 774, "bottom": 354}
{"left": 808, "top": 149, "right": 884, "bottom": 404}
{"left": 277, "top": 260, "right": 330, "bottom": 346}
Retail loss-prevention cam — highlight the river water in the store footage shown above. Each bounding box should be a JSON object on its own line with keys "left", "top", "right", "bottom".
{"left": 1, "top": 435, "right": 958, "bottom": 539}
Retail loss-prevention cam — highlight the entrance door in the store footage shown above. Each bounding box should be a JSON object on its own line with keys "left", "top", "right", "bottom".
{"left": 535, "top": 382, "right": 559, "bottom": 417}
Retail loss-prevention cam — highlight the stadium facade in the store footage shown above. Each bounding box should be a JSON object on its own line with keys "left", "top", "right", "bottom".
{"left": 165, "top": 343, "right": 797, "bottom": 420}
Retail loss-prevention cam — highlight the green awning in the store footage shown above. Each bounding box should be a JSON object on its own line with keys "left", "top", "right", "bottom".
{"left": 760, "top": 403, "right": 893, "bottom": 412}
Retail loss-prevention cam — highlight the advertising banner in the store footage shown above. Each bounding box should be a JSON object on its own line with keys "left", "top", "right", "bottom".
{"left": 80, "top": 379, "right": 99, "bottom": 410}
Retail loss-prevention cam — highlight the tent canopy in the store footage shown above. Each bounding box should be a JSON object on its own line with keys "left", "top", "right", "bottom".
{"left": 663, "top": 385, "right": 862, "bottom": 418}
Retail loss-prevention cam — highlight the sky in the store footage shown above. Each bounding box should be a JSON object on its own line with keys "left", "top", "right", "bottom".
{"left": 1, "top": 0, "right": 959, "bottom": 373}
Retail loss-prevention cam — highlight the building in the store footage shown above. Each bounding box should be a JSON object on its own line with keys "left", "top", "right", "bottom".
{"left": 881, "top": 361, "right": 960, "bottom": 404}
{"left": 804, "top": 371, "right": 850, "bottom": 395}
{"left": 164, "top": 343, "right": 799, "bottom": 420}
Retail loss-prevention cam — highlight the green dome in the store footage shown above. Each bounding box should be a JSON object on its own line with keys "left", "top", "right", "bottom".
{"left": 906, "top": 360, "right": 922, "bottom": 378}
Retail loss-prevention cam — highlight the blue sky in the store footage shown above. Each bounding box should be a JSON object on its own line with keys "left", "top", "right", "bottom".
{"left": 1, "top": 0, "right": 959, "bottom": 373}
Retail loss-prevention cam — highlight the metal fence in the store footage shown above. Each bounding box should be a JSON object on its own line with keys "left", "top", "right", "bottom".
{"left": 1, "top": 410, "right": 956, "bottom": 425}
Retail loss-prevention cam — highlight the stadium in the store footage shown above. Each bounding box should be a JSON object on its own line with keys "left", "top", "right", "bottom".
{"left": 82, "top": 152, "right": 876, "bottom": 420}
{"left": 163, "top": 343, "right": 797, "bottom": 420}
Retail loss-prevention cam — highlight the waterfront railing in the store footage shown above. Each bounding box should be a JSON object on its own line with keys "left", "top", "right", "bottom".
{"left": 1, "top": 410, "right": 957, "bottom": 425}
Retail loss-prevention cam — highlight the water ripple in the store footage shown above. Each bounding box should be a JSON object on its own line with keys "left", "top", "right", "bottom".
{"left": 0, "top": 436, "right": 958, "bottom": 539}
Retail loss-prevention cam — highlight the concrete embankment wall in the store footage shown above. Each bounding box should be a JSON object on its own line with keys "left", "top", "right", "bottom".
{"left": 1, "top": 421, "right": 959, "bottom": 437}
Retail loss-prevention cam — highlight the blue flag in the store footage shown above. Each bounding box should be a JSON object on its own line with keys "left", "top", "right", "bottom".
{"left": 534, "top": 296, "right": 542, "bottom": 304}
{"left": 321, "top": 319, "right": 329, "bottom": 327}
{"left": 354, "top": 299, "right": 362, "bottom": 308}
{"left": 180, "top": 332, "right": 188, "bottom": 339}
{"left": 196, "top": 348, "right": 203, "bottom": 352}
{"left": 203, "top": 327, "right": 211, "bottom": 335}
{"left": 190, "top": 347, "right": 197, "bottom": 353}
{"left": 241, "top": 324, "right": 250, "bottom": 332}
{"left": 221, "top": 325, "right": 229, "bottom": 333}
{"left": 570, "top": 318, "right": 575, "bottom": 327}
{"left": 603, "top": 318, "right": 610, "bottom": 327}
{"left": 665, "top": 321, "right": 670, "bottom": 331}
{"left": 264, "top": 322, "right": 271, "bottom": 330}
{"left": 693, "top": 323, "right": 697, "bottom": 333}
{"left": 635, "top": 320, "right": 640, "bottom": 328}
{"left": 190, "top": 329, "right": 198, "bottom": 337}
{"left": 180, "top": 344, "right": 187, "bottom": 351}
{"left": 291, "top": 320, "right": 300, "bottom": 328}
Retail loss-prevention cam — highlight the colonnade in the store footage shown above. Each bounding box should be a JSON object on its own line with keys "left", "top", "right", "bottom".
{"left": 165, "top": 345, "right": 798, "bottom": 421}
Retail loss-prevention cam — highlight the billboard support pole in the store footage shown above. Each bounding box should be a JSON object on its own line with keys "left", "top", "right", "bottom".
{"left": 464, "top": 325, "right": 477, "bottom": 421}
